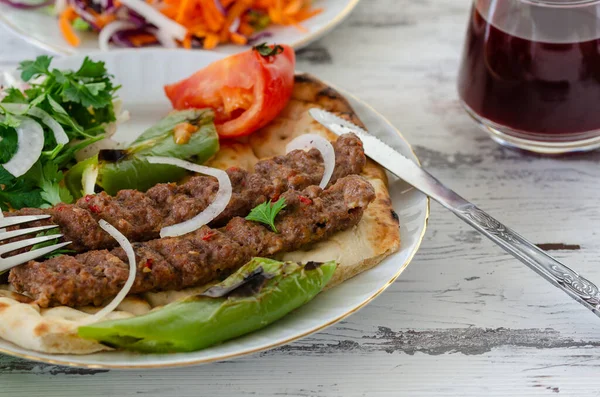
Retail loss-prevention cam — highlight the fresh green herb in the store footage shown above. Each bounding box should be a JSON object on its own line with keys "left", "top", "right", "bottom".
{"left": 252, "top": 43, "right": 284, "bottom": 58}
{"left": 0, "top": 167, "right": 44, "bottom": 211}
{"left": 0, "top": 55, "right": 120, "bottom": 210}
{"left": 18, "top": 55, "right": 118, "bottom": 131}
{"left": 19, "top": 55, "right": 52, "bottom": 82}
{"left": 72, "top": 17, "right": 90, "bottom": 31}
{"left": 37, "top": 162, "right": 75, "bottom": 206}
{"left": 1, "top": 112, "right": 21, "bottom": 128}
{"left": 0, "top": 127, "right": 18, "bottom": 164}
{"left": 30, "top": 229, "right": 75, "bottom": 259}
{"left": 1, "top": 88, "right": 27, "bottom": 104}
{"left": 245, "top": 197, "right": 287, "bottom": 233}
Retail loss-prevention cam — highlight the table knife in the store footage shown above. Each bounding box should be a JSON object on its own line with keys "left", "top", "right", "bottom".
{"left": 310, "top": 108, "right": 600, "bottom": 318}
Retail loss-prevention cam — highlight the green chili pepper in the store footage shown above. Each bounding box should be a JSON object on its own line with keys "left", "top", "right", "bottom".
{"left": 78, "top": 258, "right": 337, "bottom": 353}
{"left": 65, "top": 109, "right": 219, "bottom": 197}
{"left": 64, "top": 154, "right": 98, "bottom": 198}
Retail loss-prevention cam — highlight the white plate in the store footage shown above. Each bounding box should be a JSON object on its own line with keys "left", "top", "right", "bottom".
{"left": 0, "top": 0, "right": 359, "bottom": 55}
{"left": 0, "top": 49, "right": 429, "bottom": 369}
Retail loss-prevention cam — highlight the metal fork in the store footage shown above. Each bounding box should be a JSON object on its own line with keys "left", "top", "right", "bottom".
{"left": 0, "top": 215, "right": 72, "bottom": 273}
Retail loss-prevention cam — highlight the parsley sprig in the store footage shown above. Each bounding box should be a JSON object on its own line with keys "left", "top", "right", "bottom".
{"left": 18, "top": 55, "right": 118, "bottom": 132}
{"left": 253, "top": 43, "right": 285, "bottom": 58}
{"left": 0, "top": 55, "right": 119, "bottom": 211}
{"left": 30, "top": 229, "right": 75, "bottom": 259}
{"left": 245, "top": 197, "right": 287, "bottom": 233}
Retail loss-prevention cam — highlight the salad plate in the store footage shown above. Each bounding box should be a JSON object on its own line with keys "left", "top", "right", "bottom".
{"left": 0, "top": 0, "right": 359, "bottom": 55}
{"left": 0, "top": 49, "right": 428, "bottom": 369}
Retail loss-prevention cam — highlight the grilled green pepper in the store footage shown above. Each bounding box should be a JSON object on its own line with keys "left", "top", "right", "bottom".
{"left": 64, "top": 154, "right": 98, "bottom": 198}
{"left": 65, "top": 109, "right": 219, "bottom": 197}
{"left": 78, "top": 258, "right": 337, "bottom": 353}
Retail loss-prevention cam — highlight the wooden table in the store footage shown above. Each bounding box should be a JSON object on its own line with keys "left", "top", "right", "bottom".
{"left": 2, "top": 1, "right": 600, "bottom": 395}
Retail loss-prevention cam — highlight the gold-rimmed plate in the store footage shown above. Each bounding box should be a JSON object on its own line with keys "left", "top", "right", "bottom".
{"left": 0, "top": 0, "right": 360, "bottom": 55}
{"left": 0, "top": 49, "right": 429, "bottom": 369}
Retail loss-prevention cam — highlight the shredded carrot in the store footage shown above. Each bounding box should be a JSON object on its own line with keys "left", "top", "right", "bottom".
{"left": 219, "top": 0, "right": 251, "bottom": 40}
{"left": 283, "top": 0, "right": 302, "bottom": 15}
{"left": 182, "top": 33, "right": 193, "bottom": 49}
{"left": 294, "top": 7, "right": 323, "bottom": 22}
{"left": 191, "top": 25, "right": 208, "bottom": 37}
{"left": 58, "top": 0, "right": 323, "bottom": 49}
{"left": 203, "top": 33, "right": 220, "bottom": 49}
{"left": 230, "top": 32, "right": 247, "bottom": 45}
{"left": 199, "top": 0, "right": 226, "bottom": 32}
{"left": 161, "top": 0, "right": 323, "bottom": 48}
{"left": 59, "top": 6, "right": 80, "bottom": 47}
{"left": 96, "top": 13, "right": 117, "bottom": 28}
{"left": 238, "top": 22, "right": 254, "bottom": 37}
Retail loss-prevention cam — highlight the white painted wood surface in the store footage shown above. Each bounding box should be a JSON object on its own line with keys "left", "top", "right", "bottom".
{"left": 2, "top": 0, "right": 600, "bottom": 395}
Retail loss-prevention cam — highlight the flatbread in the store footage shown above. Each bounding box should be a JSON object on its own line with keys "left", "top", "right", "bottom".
{"left": 0, "top": 74, "right": 400, "bottom": 354}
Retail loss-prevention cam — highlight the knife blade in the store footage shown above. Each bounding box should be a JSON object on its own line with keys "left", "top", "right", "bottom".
{"left": 309, "top": 108, "right": 465, "bottom": 209}
{"left": 310, "top": 107, "right": 600, "bottom": 319}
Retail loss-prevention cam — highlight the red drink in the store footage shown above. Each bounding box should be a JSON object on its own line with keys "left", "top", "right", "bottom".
{"left": 457, "top": 0, "right": 600, "bottom": 153}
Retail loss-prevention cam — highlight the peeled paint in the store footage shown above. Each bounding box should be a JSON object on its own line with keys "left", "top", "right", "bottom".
{"left": 78, "top": 258, "right": 337, "bottom": 353}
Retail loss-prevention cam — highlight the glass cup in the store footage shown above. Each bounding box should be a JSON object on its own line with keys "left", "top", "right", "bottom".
{"left": 457, "top": 0, "right": 600, "bottom": 154}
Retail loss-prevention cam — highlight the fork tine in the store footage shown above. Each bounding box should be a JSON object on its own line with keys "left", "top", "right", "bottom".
{"left": 0, "top": 215, "right": 51, "bottom": 229}
{"left": 0, "top": 234, "right": 64, "bottom": 256}
{"left": 0, "top": 241, "right": 72, "bottom": 273}
{"left": 0, "top": 225, "right": 59, "bottom": 242}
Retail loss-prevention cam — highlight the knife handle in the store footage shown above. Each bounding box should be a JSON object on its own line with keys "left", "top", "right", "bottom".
{"left": 450, "top": 202, "right": 600, "bottom": 316}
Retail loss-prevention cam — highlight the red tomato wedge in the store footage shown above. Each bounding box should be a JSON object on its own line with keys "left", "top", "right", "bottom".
{"left": 164, "top": 44, "right": 296, "bottom": 138}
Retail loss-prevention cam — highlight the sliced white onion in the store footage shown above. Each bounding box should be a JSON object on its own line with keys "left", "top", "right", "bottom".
{"left": 146, "top": 156, "right": 232, "bottom": 238}
{"left": 148, "top": 27, "right": 177, "bottom": 48}
{"left": 54, "top": 0, "right": 67, "bottom": 13}
{"left": 1, "top": 116, "right": 45, "bottom": 178}
{"left": 82, "top": 164, "right": 99, "bottom": 196}
{"left": 286, "top": 134, "right": 335, "bottom": 189}
{"left": 118, "top": 0, "right": 187, "bottom": 41}
{"left": 0, "top": 211, "right": 5, "bottom": 234}
{"left": 88, "top": 220, "right": 137, "bottom": 322}
{"left": 229, "top": 17, "right": 241, "bottom": 33}
{"left": 98, "top": 20, "right": 138, "bottom": 51}
{"left": 2, "top": 103, "right": 68, "bottom": 145}
{"left": 28, "top": 108, "right": 69, "bottom": 145}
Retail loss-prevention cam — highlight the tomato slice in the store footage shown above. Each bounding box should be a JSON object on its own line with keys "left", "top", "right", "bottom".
{"left": 164, "top": 45, "right": 296, "bottom": 138}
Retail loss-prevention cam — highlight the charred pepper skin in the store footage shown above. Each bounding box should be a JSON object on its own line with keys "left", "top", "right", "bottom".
{"left": 78, "top": 258, "right": 337, "bottom": 353}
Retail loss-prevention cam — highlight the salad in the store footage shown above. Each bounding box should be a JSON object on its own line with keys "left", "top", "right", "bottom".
{"left": 0, "top": 55, "right": 122, "bottom": 210}
{"left": 1, "top": 0, "right": 323, "bottom": 50}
